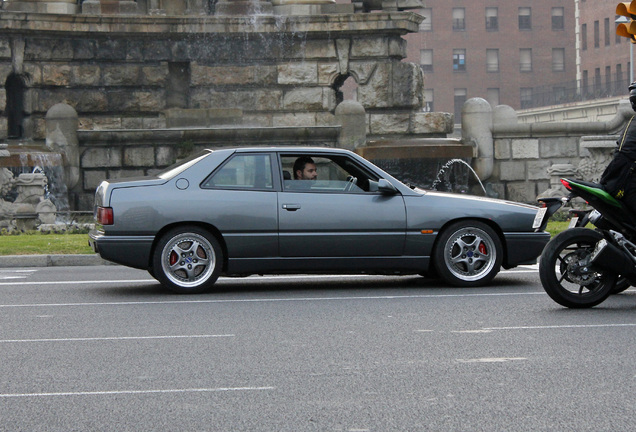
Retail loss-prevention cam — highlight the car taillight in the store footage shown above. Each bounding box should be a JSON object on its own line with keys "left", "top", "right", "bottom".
{"left": 97, "top": 207, "right": 114, "bottom": 225}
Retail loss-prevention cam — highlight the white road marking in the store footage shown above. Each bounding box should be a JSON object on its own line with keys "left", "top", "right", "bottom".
{"left": 0, "top": 386, "right": 275, "bottom": 398}
{"left": 484, "top": 323, "right": 636, "bottom": 331}
{"left": 0, "top": 291, "right": 546, "bottom": 309}
{"left": 0, "top": 279, "right": 156, "bottom": 286}
{"left": 456, "top": 357, "right": 526, "bottom": 364}
{"left": 0, "top": 334, "right": 234, "bottom": 344}
{"left": 0, "top": 269, "right": 37, "bottom": 280}
{"left": 453, "top": 329, "right": 494, "bottom": 334}
{"left": 0, "top": 265, "right": 540, "bottom": 287}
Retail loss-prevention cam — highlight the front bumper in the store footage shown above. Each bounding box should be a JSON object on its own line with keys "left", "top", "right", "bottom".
{"left": 89, "top": 230, "right": 155, "bottom": 270}
{"left": 503, "top": 231, "right": 551, "bottom": 267}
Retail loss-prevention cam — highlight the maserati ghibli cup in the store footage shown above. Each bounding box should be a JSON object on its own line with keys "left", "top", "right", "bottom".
{"left": 89, "top": 147, "right": 551, "bottom": 293}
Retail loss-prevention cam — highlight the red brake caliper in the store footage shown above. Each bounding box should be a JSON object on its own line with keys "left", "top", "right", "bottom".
{"left": 478, "top": 242, "right": 487, "bottom": 255}
{"left": 170, "top": 251, "right": 178, "bottom": 265}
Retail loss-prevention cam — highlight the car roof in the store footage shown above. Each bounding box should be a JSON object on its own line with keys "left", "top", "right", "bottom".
{"left": 221, "top": 147, "right": 355, "bottom": 155}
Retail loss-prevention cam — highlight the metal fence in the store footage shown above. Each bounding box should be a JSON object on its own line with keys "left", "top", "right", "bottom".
{"left": 523, "top": 76, "right": 630, "bottom": 110}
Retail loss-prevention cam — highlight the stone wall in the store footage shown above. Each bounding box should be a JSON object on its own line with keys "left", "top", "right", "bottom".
{"left": 462, "top": 98, "right": 634, "bottom": 204}
{"left": 0, "top": 11, "right": 427, "bottom": 143}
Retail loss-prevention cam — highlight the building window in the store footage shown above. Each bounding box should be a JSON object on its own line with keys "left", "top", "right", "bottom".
{"left": 552, "top": 8, "right": 564, "bottom": 30}
{"left": 606, "top": 66, "right": 612, "bottom": 92}
{"left": 552, "top": 48, "right": 565, "bottom": 72}
{"left": 453, "top": 49, "right": 466, "bottom": 71}
{"left": 486, "top": 88, "right": 500, "bottom": 107}
{"left": 594, "top": 67, "right": 601, "bottom": 93}
{"left": 582, "top": 23, "right": 587, "bottom": 50}
{"left": 420, "top": 49, "right": 433, "bottom": 72}
{"left": 582, "top": 70, "right": 589, "bottom": 93}
{"left": 424, "top": 89, "right": 433, "bottom": 112}
{"left": 486, "top": 49, "right": 499, "bottom": 72}
{"left": 605, "top": 18, "right": 611, "bottom": 46}
{"left": 553, "top": 87, "right": 566, "bottom": 104}
{"left": 453, "top": 8, "right": 465, "bottom": 31}
{"left": 454, "top": 88, "right": 467, "bottom": 122}
{"left": 486, "top": 7, "right": 498, "bottom": 31}
{"left": 520, "top": 49, "right": 532, "bottom": 72}
{"left": 419, "top": 8, "right": 432, "bottom": 32}
{"left": 617, "top": 64, "right": 623, "bottom": 89}
{"left": 594, "top": 20, "right": 599, "bottom": 48}
{"left": 617, "top": 14, "right": 623, "bottom": 44}
{"left": 519, "top": 7, "right": 531, "bottom": 30}
{"left": 520, "top": 88, "right": 533, "bottom": 109}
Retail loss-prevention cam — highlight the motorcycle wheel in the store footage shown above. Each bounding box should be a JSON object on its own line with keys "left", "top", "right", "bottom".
{"left": 539, "top": 228, "right": 617, "bottom": 308}
{"left": 612, "top": 277, "right": 631, "bottom": 294}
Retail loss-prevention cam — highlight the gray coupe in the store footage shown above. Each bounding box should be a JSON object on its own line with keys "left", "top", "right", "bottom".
{"left": 89, "top": 147, "right": 551, "bottom": 293}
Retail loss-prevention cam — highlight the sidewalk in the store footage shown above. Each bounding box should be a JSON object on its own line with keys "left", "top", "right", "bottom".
{"left": 0, "top": 254, "right": 111, "bottom": 268}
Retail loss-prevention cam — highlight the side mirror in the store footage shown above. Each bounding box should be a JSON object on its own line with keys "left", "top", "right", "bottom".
{"left": 377, "top": 179, "right": 398, "bottom": 194}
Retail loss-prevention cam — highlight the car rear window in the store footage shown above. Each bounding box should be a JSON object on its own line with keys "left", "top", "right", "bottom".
{"left": 157, "top": 150, "right": 211, "bottom": 180}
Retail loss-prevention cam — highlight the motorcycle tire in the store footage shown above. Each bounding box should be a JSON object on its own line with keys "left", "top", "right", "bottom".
{"left": 612, "top": 277, "right": 631, "bottom": 294}
{"left": 539, "top": 228, "right": 617, "bottom": 308}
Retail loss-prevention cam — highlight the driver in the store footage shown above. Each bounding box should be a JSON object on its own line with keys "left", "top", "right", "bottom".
{"left": 293, "top": 156, "right": 318, "bottom": 180}
{"left": 600, "top": 81, "right": 636, "bottom": 214}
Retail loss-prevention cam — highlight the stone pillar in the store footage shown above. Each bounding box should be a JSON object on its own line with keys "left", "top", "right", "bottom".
{"left": 462, "top": 98, "right": 493, "bottom": 181}
{"left": 46, "top": 103, "right": 80, "bottom": 192}
{"left": 335, "top": 100, "right": 366, "bottom": 151}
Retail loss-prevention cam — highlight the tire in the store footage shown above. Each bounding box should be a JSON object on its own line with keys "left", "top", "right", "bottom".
{"left": 612, "top": 277, "right": 631, "bottom": 294}
{"left": 539, "top": 228, "right": 616, "bottom": 308}
{"left": 434, "top": 221, "right": 503, "bottom": 287}
{"left": 152, "top": 226, "right": 223, "bottom": 294}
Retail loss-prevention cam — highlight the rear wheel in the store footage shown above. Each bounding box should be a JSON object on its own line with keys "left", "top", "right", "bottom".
{"left": 152, "top": 226, "right": 223, "bottom": 294}
{"left": 539, "top": 228, "right": 616, "bottom": 308}
{"left": 434, "top": 221, "right": 503, "bottom": 287}
{"left": 612, "top": 277, "right": 631, "bottom": 294}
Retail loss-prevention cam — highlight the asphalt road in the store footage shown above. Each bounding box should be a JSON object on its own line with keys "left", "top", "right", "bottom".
{"left": 1, "top": 265, "right": 635, "bottom": 431}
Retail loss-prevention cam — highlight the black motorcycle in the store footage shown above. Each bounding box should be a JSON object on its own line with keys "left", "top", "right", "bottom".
{"left": 538, "top": 178, "right": 635, "bottom": 308}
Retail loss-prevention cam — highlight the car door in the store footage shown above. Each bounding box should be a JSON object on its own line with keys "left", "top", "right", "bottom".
{"left": 277, "top": 154, "right": 407, "bottom": 258}
{"left": 199, "top": 152, "right": 279, "bottom": 259}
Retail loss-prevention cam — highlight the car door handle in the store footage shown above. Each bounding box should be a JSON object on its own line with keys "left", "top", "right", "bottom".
{"left": 282, "top": 204, "right": 301, "bottom": 211}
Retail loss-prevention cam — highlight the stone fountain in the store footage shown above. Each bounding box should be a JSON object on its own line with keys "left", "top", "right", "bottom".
{"left": 0, "top": 143, "right": 57, "bottom": 230}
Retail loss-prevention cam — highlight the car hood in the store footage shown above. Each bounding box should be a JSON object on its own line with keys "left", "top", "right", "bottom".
{"left": 421, "top": 189, "right": 540, "bottom": 210}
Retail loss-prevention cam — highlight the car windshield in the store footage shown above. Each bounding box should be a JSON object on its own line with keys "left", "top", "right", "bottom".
{"left": 157, "top": 150, "right": 212, "bottom": 180}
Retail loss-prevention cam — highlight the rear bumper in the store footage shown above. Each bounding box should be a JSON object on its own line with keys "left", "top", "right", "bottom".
{"left": 89, "top": 230, "right": 154, "bottom": 270}
{"left": 503, "top": 231, "right": 551, "bottom": 267}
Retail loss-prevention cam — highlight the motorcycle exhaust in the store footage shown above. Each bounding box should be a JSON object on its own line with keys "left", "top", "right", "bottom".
{"left": 589, "top": 239, "right": 635, "bottom": 276}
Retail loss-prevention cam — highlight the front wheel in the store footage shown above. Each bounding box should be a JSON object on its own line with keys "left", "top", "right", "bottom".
{"left": 433, "top": 221, "right": 503, "bottom": 287}
{"left": 152, "top": 226, "right": 223, "bottom": 294}
{"left": 539, "top": 228, "right": 616, "bottom": 308}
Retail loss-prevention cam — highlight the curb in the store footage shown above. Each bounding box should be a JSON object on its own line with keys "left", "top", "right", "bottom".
{"left": 0, "top": 254, "right": 113, "bottom": 268}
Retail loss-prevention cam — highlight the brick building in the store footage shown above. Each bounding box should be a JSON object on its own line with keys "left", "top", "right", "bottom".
{"left": 404, "top": 0, "right": 577, "bottom": 121}
{"left": 579, "top": 0, "right": 633, "bottom": 97}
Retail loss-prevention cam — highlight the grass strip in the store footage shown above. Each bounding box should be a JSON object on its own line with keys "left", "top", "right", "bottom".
{"left": 0, "top": 233, "right": 94, "bottom": 256}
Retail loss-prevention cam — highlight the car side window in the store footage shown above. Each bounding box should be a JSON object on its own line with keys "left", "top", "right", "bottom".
{"left": 280, "top": 155, "right": 379, "bottom": 193}
{"left": 202, "top": 154, "right": 273, "bottom": 190}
